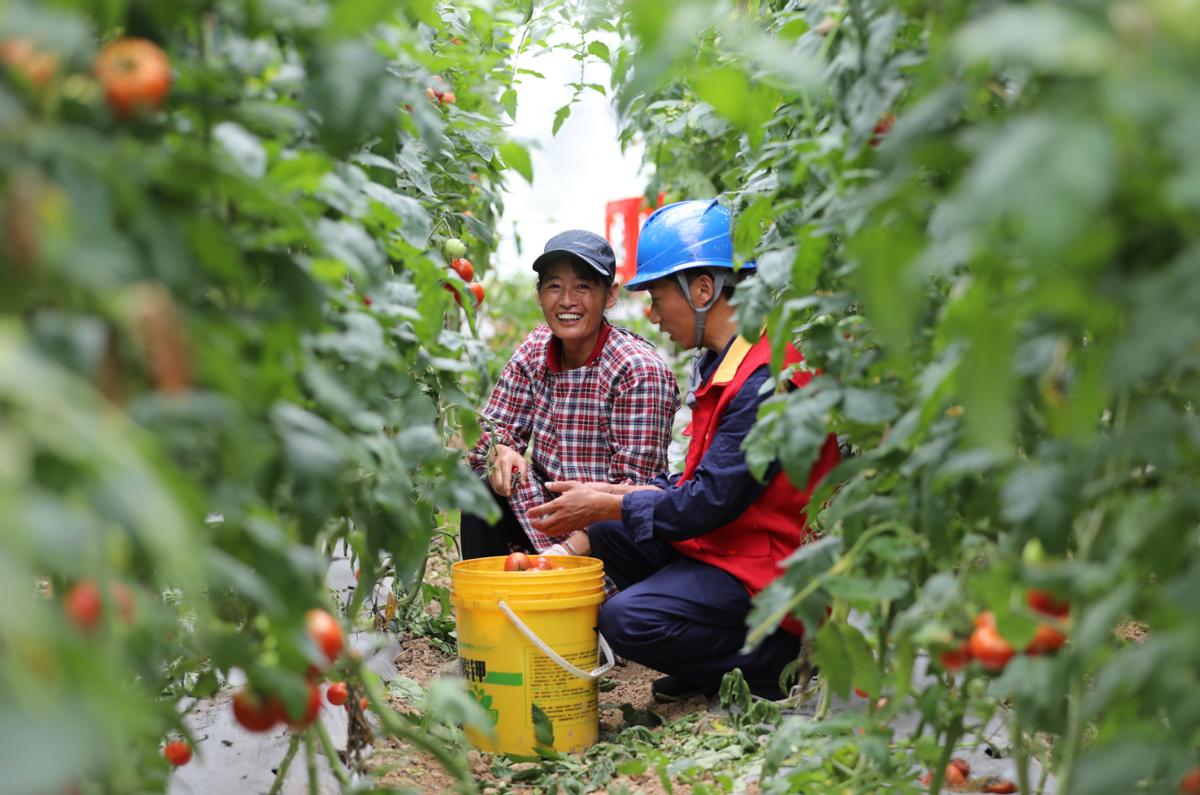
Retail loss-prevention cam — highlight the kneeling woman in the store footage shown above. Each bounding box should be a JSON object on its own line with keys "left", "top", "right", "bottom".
{"left": 462, "top": 231, "right": 678, "bottom": 561}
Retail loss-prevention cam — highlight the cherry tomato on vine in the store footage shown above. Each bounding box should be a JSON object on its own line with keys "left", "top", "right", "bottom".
{"left": 982, "top": 778, "right": 1018, "bottom": 793}
{"left": 280, "top": 680, "right": 322, "bottom": 730}
{"left": 163, "top": 740, "right": 192, "bottom": 767}
{"left": 939, "top": 639, "right": 972, "bottom": 674}
{"left": 64, "top": 580, "right": 103, "bottom": 633}
{"left": 326, "top": 682, "right": 348, "bottom": 706}
{"left": 1025, "top": 623, "right": 1067, "bottom": 655}
{"left": 94, "top": 37, "right": 171, "bottom": 117}
{"left": 305, "top": 608, "right": 344, "bottom": 664}
{"left": 969, "top": 614, "right": 1014, "bottom": 672}
{"left": 468, "top": 282, "right": 485, "bottom": 305}
{"left": 1177, "top": 766, "right": 1200, "bottom": 794}
{"left": 232, "top": 689, "right": 278, "bottom": 733}
{"left": 449, "top": 257, "right": 474, "bottom": 281}
{"left": 1026, "top": 588, "right": 1070, "bottom": 618}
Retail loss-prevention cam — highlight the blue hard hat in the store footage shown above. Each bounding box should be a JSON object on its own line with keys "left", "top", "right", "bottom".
{"left": 625, "top": 199, "right": 755, "bottom": 291}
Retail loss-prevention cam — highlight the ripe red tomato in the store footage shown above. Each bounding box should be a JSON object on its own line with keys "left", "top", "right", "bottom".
{"left": 443, "top": 282, "right": 464, "bottom": 306}
{"left": 64, "top": 580, "right": 103, "bottom": 633}
{"left": 306, "top": 608, "right": 344, "bottom": 664}
{"left": 869, "top": 112, "right": 895, "bottom": 147}
{"left": 282, "top": 680, "right": 322, "bottom": 730}
{"left": 163, "top": 740, "right": 192, "bottom": 767}
{"left": 326, "top": 682, "right": 348, "bottom": 706}
{"left": 94, "top": 37, "right": 171, "bottom": 118}
{"left": 529, "top": 556, "right": 554, "bottom": 571}
{"left": 469, "top": 282, "right": 485, "bottom": 305}
{"left": 0, "top": 39, "right": 59, "bottom": 85}
{"left": 949, "top": 757, "right": 971, "bottom": 781}
{"left": 1179, "top": 767, "right": 1200, "bottom": 794}
{"left": 232, "top": 689, "right": 278, "bottom": 732}
{"left": 450, "top": 257, "right": 474, "bottom": 281}
{"left": 1025, "top": 623, "right": 1066, "bottom": 655}
{"left": 504, "top": 552, "right": 530, "bottom": 572}
{"left": 1026, "top": 589, "right": 1070, "bottom": 618}
{"left": 969, "top": 617, "right": 1014, "bottom": 672}
{"left": 359, "top": 697, "right": 369, "bottom": 711}
{"left": 945, "top": 760, "right": 968, "bottom": 787}
{"left": 982, "top": 778, "right": 1017, "bottom": 793}
{"left": 853, "top": 687, "right": 869, "bottom": 698}
{"left": 939, "top": 639, "right": 972, "bottom": 674}
{"left": 441, "top": 91, "right": 457, "bottom": 105}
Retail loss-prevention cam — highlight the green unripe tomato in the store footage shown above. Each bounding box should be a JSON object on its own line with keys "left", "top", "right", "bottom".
{"left": 444, "top": 237, "right": 467, "bottom": 258}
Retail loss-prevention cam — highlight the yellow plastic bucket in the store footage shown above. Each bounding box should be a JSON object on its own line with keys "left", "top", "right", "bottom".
{"left": 450, "top": 555, "right": 612, "bottom": 756}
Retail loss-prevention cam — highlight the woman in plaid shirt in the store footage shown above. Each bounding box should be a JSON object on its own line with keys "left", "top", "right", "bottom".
{"left": 461, "top": 230, "right": 679, "bottom": 559}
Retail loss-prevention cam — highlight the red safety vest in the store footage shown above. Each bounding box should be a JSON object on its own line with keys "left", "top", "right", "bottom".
{"left": 671, "top": 335, "right": 840, "bottom": 636}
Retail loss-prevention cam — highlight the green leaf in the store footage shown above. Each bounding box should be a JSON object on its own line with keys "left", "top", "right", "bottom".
{"left": 954, "top": 6, "right": 1114, "bottom": 76}
{"left": 500, "top": 88, "right": 518, "bottom": 120}
{"left": 532, "top": 703, "right": 555, "bottom": 749}
{"left": 551, "top": 104, "right": 572, "bottom": 135}
{"left": 499, "top": 141, "right": 534, "bottom": 184}
{"left": 824, "top": 575, "right": 910, "bottom": 603}
{"left": 328, "top": 0, "right": 400, "bottom": 36}
{"left": 587, "top": 41, "right": 611, "bottom": 61}
{"left": 842, "top": 388, "right": 900, "bottom": 424}
{"left": 691, "top": 66, "right": 780, "bottom": 148}
{"left": 213, "top": 122, "right": 267, "bottom": 178}
{"left": 813, "top": 622, "right": 852, "bottom": 697}
{"left": 1068, "top": 739, "right": 1167, "bottom": 795}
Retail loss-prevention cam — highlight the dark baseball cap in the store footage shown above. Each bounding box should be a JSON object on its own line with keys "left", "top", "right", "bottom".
{"left": 531, "top": 230, "right": 617, "bottom": 281}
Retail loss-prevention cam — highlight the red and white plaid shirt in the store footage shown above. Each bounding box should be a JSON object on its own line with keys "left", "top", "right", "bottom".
{"left": 467, "top": 322, "right": 680, "bottom": 551}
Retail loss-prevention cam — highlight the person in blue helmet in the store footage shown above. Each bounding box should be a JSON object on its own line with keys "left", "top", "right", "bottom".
{"left": 527, "top": 200, "right": 840, "bottom": 701}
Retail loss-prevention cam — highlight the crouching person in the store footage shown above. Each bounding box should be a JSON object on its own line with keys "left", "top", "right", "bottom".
{"left": 527, "top": 200, "right": 839, "bottom": 701}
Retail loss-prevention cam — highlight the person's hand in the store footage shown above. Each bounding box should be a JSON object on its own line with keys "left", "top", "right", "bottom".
{"left": 527, "top": 482, "right": 622, "bottom": 537}
{"left": 487, "top": 444, "right": 526, "bottom": 497}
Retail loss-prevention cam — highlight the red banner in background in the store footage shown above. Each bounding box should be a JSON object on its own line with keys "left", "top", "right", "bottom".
{"left": 605, "top": 193, "right": 664, "bottom": 285}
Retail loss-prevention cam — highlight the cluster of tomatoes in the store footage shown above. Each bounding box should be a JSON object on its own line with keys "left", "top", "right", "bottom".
{"left": 503, "top": 552, "right": 564, "bottom": 572}
{"left": 60, "top": 581, "right": 199, "bottom": 769}
{"left": 423, "top": 75, "right": 456, "bottom": 105}
{"left": 230, "top": 608, "right": 349, "bottom": 735}
{"left": 1, "top": 35, "right": 171, "bottom": 118}
{"left": 919, "top": 757, "right": 1016, "bottom": 793}
{"left": 442, "top": 237, "right": 485, "bottom": 307}
{"left": 938, "top": 589, "right": 1069, "bottom": 676}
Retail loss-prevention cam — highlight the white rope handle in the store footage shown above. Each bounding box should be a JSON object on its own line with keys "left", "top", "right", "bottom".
{"left": 497, "top": 600, "right": 615, "bottom": 681}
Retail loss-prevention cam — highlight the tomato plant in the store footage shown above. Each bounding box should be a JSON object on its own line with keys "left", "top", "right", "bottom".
{"left": 0, "top": 0, "right": 545, "bottom": 789}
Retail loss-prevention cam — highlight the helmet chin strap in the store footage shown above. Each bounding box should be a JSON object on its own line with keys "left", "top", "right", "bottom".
{"left": 673, "top": 270, "right": 728, "bottom": 349}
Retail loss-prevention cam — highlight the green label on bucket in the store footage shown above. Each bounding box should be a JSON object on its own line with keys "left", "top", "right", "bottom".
{"left": 461, "top": 656, "right": 523, "bottom": 686}
{"left": 484, "top": 671, "right": 523, "bottom": 686}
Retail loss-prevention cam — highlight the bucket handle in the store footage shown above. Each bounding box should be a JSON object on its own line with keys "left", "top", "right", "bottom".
{"left": 497, "top": 600, "right": 615, "bottom": 682}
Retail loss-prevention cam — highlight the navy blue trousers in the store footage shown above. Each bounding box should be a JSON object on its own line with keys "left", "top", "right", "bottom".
{"left": 589, "top": 520, "right": 801, "bottom": 699}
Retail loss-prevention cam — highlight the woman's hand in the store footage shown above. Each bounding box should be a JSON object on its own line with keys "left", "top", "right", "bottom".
{"left": 487, "top": 444, "right": 527, "bottom": 497}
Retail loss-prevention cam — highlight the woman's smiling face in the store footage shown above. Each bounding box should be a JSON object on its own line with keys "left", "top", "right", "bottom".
{"left": 536, "top": 258, "right": 616, "bottom": 347}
